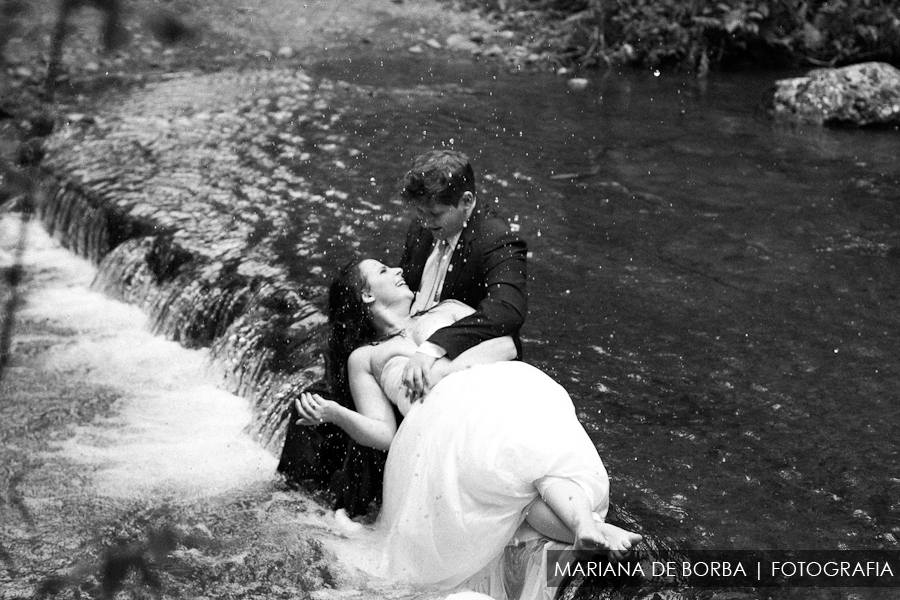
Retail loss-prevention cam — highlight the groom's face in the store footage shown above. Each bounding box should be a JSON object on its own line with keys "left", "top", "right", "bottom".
{"left": 413, "top": 192, "right": 474, "bottom": 241}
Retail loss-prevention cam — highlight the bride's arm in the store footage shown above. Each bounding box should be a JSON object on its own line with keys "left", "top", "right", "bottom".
{"left": 295, "top": 347, "right": 397, "bottom": 452}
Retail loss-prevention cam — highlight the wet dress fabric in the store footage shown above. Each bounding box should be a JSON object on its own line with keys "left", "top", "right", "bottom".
{"left": 375, "top": 358, "right": 609, "bottom": 590}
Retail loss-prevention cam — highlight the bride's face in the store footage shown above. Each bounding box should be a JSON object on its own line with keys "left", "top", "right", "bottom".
{"left": 359, "top": 259, "right": 413, "bottom": 305}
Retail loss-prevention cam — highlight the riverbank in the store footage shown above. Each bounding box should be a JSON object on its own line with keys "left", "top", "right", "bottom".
{"left": 0, "top": 0, "right": 533, "bottom": 117}
{"left": 446, "top": 0, "right": 900, "bottom": 74}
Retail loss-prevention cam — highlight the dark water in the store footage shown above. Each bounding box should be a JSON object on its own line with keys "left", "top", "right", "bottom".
{"left": 277, "top": 55, "right": 900, "bottom": 559}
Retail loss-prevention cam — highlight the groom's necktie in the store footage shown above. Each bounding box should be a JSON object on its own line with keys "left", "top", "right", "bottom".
{"left": 412, "top": 239, "right": 452, "bottom": 314}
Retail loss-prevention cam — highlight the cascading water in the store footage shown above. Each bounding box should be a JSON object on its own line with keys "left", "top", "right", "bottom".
{"left": 34, "top": 68, "right": 358, "bottom": 453}
{"left": 2, "top": 213, "right": 279, "bottom": 498}
{"left": 25, "top": 52, "right": 900, "bottom": 598}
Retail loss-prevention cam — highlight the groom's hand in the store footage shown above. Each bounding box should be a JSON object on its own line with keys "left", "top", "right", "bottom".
{"left": 402, "top": 351, "right": 438, "bottom": 402}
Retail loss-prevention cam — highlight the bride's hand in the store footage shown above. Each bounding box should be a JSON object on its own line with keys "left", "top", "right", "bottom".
{"left": 295, "top": 392, "right": 334, "bottom": 426}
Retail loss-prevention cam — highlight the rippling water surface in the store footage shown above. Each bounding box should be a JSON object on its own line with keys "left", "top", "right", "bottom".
{"left": 290, "top": 57, "right": 900, "bottom": 557}
{"left": 24, "top": 48, "right": 900, "bottom": 599}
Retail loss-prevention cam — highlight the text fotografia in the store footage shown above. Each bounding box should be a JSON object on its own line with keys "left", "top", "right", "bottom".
{"left": 549, "top": 559, "right": 891, "bottom": 581}
{"left": 545, "top": 550, "right": 900, "bottom": 588}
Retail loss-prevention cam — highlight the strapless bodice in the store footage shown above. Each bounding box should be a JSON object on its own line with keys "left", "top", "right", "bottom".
{"left": 380, "top": 356, "right": 413, "bottom": 416}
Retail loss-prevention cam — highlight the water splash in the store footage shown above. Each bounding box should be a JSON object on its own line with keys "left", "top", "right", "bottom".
{"left": 32, "top": 69, "right": 353, "bottom": 454}
{"left": 6, "top": 214, "right": 278, "bottom": 499}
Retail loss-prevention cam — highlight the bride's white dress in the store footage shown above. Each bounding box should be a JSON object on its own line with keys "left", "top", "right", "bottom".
{"left": 375, "top": 358, "right": 610, "bottom": 591}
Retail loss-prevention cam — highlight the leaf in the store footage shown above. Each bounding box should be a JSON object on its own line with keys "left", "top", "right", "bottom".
{"left": 724, "top": 10, "right": 744, "bottom": 33}
{"left": 802, "top": 22, "right": 825, "bottom": 49}
{"left": 564, "top": 9, "right": 595, "bottom": 23}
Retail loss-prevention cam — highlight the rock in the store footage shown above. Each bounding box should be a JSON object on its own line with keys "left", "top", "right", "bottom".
{"left": 65, "top": 113, "right": 95, "bottom": 125}
{"left": 446, "top": 34, "right": 479, "bottom": 53}
{"left": 766, "top": 61, "right": 900, "bottom": 127}
{"left": 567, "top": 77, "right": 589, "bottom": 91}
{"left": 276, "top": 46, "right": 295, "bottom": 59}
{"left": 15, "top": 138, "right": 44, "bottom": 166}
{"left": 408, "top": 44, "right": 423, "bottom": 54}
{"left": 13, "top": 66, "right": 33, "bottom": 79}
{"left": 25, "top": 113, "right": 55, "bottom": 137}
{"left": 146, "top": 10, "right": 194, "bottom": 45}
{"left": 425, "top": 38, "right": 441, "bottom": 50}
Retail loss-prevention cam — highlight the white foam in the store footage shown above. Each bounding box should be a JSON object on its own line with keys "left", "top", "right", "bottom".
{"left": 2, "top": 215, "right": 501, "bottom": 599}
{"left": 3, "top": 214, "right": 277, "bottom": 498}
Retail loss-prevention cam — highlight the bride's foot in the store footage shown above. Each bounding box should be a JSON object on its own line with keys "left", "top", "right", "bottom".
{"left": 574, "top": 519, "right": 642, "bottom": 562}
{"left": 600, "top": 522, "right": 643, "bottom": 561}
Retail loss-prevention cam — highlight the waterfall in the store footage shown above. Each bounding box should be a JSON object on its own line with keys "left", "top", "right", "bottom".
{"left": 27, "top": 68, "right": 378, "bottom": 453}
{"left": 32, "top": 170, "right": 326, "bottom": 453}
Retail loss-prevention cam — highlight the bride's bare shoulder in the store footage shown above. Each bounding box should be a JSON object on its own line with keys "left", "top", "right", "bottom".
{"left": 348, "top": 345, "right": 375, "bottom": 371}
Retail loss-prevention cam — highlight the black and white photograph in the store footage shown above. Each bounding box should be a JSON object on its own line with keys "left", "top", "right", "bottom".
{"left": 1, "top": 0, "right": 898, "bottom": 598}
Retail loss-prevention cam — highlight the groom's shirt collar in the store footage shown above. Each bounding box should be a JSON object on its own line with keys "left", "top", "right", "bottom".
{"left": 410, "top": 199, "right": 477, "bottom": 359}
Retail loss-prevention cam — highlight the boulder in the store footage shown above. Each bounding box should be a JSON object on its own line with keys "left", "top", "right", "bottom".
{"left": 446, "top": 33, "right": 480, "bottom": 54}
{"left": 766, "top": 61, "right": 900, "bottom": 127}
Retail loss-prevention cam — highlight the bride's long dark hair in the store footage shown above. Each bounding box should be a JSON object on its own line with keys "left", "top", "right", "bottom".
{"left": 326, "top": 260, "right": 379, "bottom": 407}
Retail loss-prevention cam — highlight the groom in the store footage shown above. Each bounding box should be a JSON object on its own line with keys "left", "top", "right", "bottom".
{"left": 398, "top": 149, "right": 528, "bottom": 398}
{"left": 278, "top": 149, "right": 528, "bottom": 514}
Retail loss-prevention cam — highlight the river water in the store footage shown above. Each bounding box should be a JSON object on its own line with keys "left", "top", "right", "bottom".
{"left": 26, "top": 50, "right": 900, "bottom": 598}
{"left": 2, "top": 215, "right": 278, "bottom": 499}
{"left": 290, "top": 57, "right": 900, "bottom": 556}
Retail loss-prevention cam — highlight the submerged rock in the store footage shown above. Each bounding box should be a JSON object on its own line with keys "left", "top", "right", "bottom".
{"left": 446, "top": 33, "right": 479, "bottom": 54}
{"left": 567, "top": 77, "right": 589, "bottom": 91}
{"left": 766, "top": 61, "right": 900, "bottom": 127}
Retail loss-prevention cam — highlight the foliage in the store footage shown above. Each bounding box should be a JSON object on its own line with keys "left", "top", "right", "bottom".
{"left": 456, "top": 0, "right": 900, "bottom": 71}
{"left": 0, "top": 0, "right": 27, "bottom": 60}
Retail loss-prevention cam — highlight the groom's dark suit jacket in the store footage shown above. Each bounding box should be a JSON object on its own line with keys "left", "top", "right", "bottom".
{"left": 278, "top": 202, "right": 528, "bottom": 516}
{"left": 399, "top": 202, "right": 528, "bottom": 359}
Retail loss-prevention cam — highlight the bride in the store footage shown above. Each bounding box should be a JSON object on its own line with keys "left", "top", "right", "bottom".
{"left": 295, "top": 258, "right": 642, "bottom": 591}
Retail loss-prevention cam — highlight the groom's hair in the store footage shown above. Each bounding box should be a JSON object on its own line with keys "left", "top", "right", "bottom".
{"left": 400, "top": 149, "right": 475, "bottom": 207}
